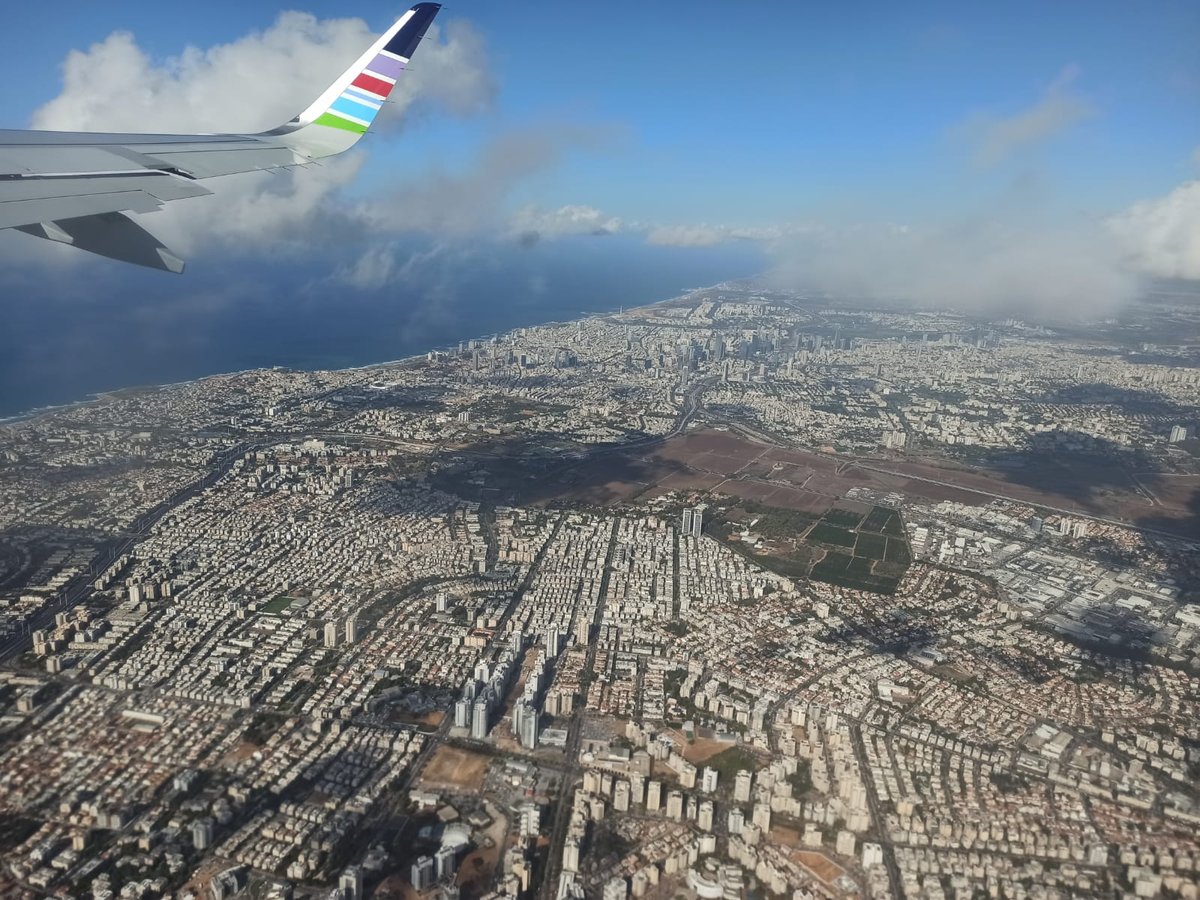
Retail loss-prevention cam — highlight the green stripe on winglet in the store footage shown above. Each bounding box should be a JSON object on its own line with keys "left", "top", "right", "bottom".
{"left": 314, "top": 112, "right": 368, "bottom": 134}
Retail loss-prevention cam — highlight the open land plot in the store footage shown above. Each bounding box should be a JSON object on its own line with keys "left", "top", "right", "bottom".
{"left": 418, "top": 745, "right": 490, "bottom": 792}
{"left": 703, "top": 746, "right": 764, "bottom": 780}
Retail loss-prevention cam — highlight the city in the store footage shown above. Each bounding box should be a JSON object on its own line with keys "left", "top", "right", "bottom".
{"left": 0, "top": 283, "right": 1198, "bottom": 899}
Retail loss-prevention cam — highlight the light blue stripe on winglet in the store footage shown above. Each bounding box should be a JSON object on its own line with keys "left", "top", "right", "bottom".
{"left": 331, "top": 95, "right": 380, "bottom": 123}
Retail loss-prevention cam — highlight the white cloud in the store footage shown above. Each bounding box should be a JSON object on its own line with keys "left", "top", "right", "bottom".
{"left": 767, "top": 215, "right": 1137, "bottom": 320}
{"left": 26, "top": 15, "right": 496, "bottom": 254}
{"left": 356, "top": 126, "right": 617, "bottom": 239}
{"left": 646, "top": 224, "right": 729, "bottom": 247}
{"left": 32, "top": 15, "right": 490, "bottom": 135}
{"left": 958, "top": 64, "right": 1093, "bottom": 166}
{"left": 335, "top": 241, "right": 401, "bottom": 291}
{"left": 645, "top": 223, "right": 787, "bottom": 248}
{"left": 1108, "top": 180, "right": 1200, "bottom": 281}
{"left": 509, "top": 204, "right": 622, "bottom": 242}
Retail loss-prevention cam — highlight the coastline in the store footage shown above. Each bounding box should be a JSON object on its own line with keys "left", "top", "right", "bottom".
{"left": 0, "top": 283, "right": 727, "bottom": 428}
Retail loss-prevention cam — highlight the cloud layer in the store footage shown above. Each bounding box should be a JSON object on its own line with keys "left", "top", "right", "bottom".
{"left": 1108, "top": 179, "right": 1200, "bottom": 281}
{"left": 958, "top": 65, "right": 1094, "bottom": 166}
{"left": 767, "top": 217, "right": 1138, "bottom": 320}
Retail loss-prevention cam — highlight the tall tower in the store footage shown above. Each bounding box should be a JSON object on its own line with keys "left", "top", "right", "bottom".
{"left": 471, "top": 699, "right": 489, "bottom": 740}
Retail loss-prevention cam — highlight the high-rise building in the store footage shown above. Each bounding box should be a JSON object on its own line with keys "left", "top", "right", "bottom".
{"left": 681, "top": 509, "right": 694, "bottom": 535}
{"left": 734, "top": 770, "right": 753, "bottom": 803}
{"left": 700, "top": 766, "right": 718, "bottom": 793}
{"left": 752, "top": 801, "right": 772, "bottom": 833}
{"left": 344, "top": 616, "right": 359, "bottom": 645}
{"left": 862, "top": 842, "right": 884, "bottom": 869}
{"left": 727, "top": 807, "right": 745, "bottom": 834}
{"left": 563, "top": 838, "right": 581, "bottom": 873}
{"left": 454, "top": 699, "right": 470, "bottom": 729}
{"left": 339, "top": 866, "right": 364, "bottom": 900}
{"left": 192, "top": 818, "right": 213, "bottom": 851}
{"left": 698, "top": 800, "right": 714, "bottom": 832}
{"left": 521, "top": 712, "right": 538, "bottom": 749}
{"left": 411, "top": 855, "right": 436, "bottom": 891}
{"left": 629, "top": 773, "right": 645, "bottom": 806}
{"left": 1169, "top": 424, "right": 1189, "bottom": 443}
{"left": 646, "top": 780, "right": 662, "bottom": 812}
{"left": 519, "top": 803, "right": 541, "bottom": 838}
{"left": 691, "top": 508, "right": 703, "bottom": 537}
{"left": 435, "top": 844, "right": 458, "bottom": 880}
{"left": 613, "top": 779, "right": 631, "bottom": 812}
{"left": 324, "top": 621, "right": 339, "bottom": 649}
{"left": 666, "top": 790, "right": 684, "bottom": 821}
{"left": 471, "top": 699, "right": 489, "bottom": 740}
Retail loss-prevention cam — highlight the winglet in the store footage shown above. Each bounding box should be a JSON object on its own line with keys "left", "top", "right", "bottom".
{"left": 266, "top": 3, "right": 441, "bottom": 159}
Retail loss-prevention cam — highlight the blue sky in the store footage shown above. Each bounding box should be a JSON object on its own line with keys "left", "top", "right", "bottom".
{"left": 0, "top": 1, "right": 1197, "bottom": 411}
{"left": 5, "top": 0, "right": 1197, "bottom": 228}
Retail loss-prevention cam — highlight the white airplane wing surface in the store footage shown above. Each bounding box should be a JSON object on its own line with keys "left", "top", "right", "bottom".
{"left": 0, "top": 2, "right": 440, "bottom": 273}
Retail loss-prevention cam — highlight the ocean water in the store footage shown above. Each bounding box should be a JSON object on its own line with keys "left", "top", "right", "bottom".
{"left": 0, "top": 237, "right": 764, "bottom": 418}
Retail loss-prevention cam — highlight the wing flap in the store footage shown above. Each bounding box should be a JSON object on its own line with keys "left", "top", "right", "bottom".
{"left": 135, "top": 144, "right": 303, "bottom": 178}
{"left": 0, "top": 172, "right": 212, "bottom": 229}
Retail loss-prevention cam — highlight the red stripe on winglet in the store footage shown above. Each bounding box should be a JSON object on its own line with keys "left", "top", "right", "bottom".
{"left": 353, "top": 73, "right": 393, "bottom": 97}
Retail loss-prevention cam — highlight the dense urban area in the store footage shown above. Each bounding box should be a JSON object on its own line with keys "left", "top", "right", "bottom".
{"left": 1, "top": 283, "right": 1198, "bottom": 900}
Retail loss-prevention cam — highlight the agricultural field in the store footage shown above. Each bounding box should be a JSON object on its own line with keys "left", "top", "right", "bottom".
{"left": 712, "top": 499, "right": 911, "bottom": 594}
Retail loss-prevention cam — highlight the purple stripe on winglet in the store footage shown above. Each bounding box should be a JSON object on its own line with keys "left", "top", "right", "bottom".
{"left": 368, "top": 53, "right": 406, "bottom": 80}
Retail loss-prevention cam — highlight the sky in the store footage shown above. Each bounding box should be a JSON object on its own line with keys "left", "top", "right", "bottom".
{"left": 0, "top": 0, "right": 1198, "bottom": 367}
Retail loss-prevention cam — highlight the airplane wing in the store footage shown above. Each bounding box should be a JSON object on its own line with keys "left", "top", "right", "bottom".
{"left": 0, "top": 2, "right": 441, "bottom": 273}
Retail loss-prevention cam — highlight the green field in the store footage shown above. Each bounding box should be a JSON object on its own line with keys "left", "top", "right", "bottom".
{"left": 711, "top": 499, "right": 910, "bottom": 595}
{"left": 884, "top": 538, "right": 911, "bottom": 565}
{"left": 262, "top": 595, "right": 294, "bottom": 616}
{"left": 807, "top": 522, "right": 857, "bottom": 548}
{"left": 704, "top": 746, "right": 762, "bottom": 781}
{"left": 822, "top": 508, "right": 865, "bottom": 529}
{"left": 812, "top": 550, "right": 903, "bottom": 594}
{"left": 861, "top": 506, "right": 906, "bottom": 537}
{"left": 854, "top": 532, "right": 888, "bottom": 560}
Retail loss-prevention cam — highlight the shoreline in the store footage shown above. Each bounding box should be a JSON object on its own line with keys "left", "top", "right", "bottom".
{"left": 0, "top": 283, "right": 729, "bottom": 428}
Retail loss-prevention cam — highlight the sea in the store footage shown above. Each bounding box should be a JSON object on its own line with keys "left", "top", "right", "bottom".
{"left": 0, "top": 236, "right": 765, "bottom": 419}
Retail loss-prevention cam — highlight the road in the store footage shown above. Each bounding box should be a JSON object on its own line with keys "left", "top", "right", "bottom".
{"left": 850, "top": 723, "right": 905, "bottom": 900}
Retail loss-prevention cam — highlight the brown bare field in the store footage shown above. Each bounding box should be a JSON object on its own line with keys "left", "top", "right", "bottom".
{"left": 770, "top": 829, "right": 848, "bottom": 884}
{"left": 660, "top": 727, "right": 735, "bottom": 765}
{"left": 418, "top": 746, "right": 489, "bottom": 792}
{"left": 795, "top": 850, "right": 847, "bottom": 885}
